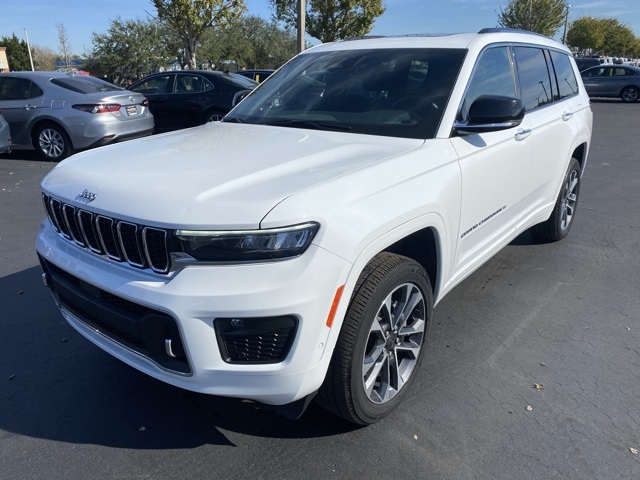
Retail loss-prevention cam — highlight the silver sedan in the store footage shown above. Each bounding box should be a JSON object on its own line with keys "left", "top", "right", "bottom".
{"left": 0, "top": 72, "right": 154, "bottom": 161}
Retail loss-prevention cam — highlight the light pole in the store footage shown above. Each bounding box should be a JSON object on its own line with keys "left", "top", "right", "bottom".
{"left": 23, "top": 28, "right": 35, "bottom": 71}
{"left": 297, "top": 0, "right": 306, "bottom": 54}
{"left": 562, "top": 4, "right": 572, "bottom": 45}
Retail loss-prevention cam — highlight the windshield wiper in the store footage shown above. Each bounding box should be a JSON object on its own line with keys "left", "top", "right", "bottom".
{"left": 266, "top": 119, "right": 352, "bottom": 132}
{"left": 222, "top": 117, "right": 244, "bottom": 124}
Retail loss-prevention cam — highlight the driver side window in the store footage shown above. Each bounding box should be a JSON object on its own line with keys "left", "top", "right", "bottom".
{"left": 460, "top": 47, "right": 516, "bottom": 121}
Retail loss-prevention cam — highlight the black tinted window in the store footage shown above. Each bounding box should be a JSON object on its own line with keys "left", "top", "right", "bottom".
{"left": 51, "top": 76, "right": 122, "bottom": 93}
{"left": 514, "top": 47, "right": 554, "bottom": 111}
{"left": 0, "top": 77, "right": 40, "bottom": 100}
{"left": 227, "top": 48, "right": 466, "bottom": 140}
{"left": 460, "top": 47, "right": 516, "bottom": 121}
{"left": 131, "top": 74, "right": 174, "bottom": 95}
{"left": 550, "top": 51, "right": 578, "bottom": 99}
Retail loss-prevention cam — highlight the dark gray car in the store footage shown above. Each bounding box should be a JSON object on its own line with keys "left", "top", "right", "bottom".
{"left": 580, "top": 65, "right": 640, "bottom": 102}
{"left": 0, "top": 112, "right": 11, "bottom": 154}
{"left": 0, "top": 72, "right": 154, "bottom": 161}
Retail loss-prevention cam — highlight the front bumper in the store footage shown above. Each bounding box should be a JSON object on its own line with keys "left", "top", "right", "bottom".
{"left": 36, "top": 220, "right": 350, "bottom": 405}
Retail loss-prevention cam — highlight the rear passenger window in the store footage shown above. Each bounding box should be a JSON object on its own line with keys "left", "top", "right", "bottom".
{"left": 514, "top": 47, "right": 553, "bottom": 111}
{"left": 460, "top": 47, "right": 516, "bottom": 121}
{"left": 550, "top": 51, "right": 579, "bottom": 99}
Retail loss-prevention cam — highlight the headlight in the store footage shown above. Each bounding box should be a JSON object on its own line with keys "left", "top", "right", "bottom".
{"left": 175, "top": 222, "right": 319, "bottom": 262}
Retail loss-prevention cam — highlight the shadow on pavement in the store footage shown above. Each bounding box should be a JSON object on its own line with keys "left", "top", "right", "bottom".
{"left": 0, "top": 266, "right": 359, "bottom": 450}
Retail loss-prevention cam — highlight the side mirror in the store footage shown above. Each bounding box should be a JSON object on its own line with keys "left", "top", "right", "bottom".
{"left": 454, "top": 95, "right": 524, "bottom": 135}
{"left": 232, "top": 89, "right": 252, "bottom": 107}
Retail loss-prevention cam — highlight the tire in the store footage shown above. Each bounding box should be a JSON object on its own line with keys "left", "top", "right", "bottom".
{"left": 34, "top": 123, "right": 73, "bottom": 161}
{"left": 620, "top": 86, "right": 639, "bottom": 103}
{"left": 315, "top": 252, "right": 433, "bottom": 425}
{"left": 530, "top": 158, "right": 581, "bottom": 242}
{"left": 204, "top": 110, "right": 226, "bottom": 123}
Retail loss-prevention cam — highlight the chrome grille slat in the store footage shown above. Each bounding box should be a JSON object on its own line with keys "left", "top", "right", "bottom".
{"left": 142, "top": 227, "right": 169, "bottom": 273}
{"left": 50, "top": 199, "right": 71, "bottom": 239}
{"left": 78, "top": 210, "right": 103, "bottom": 254}
{"left": 117, "top": 222, "right": 146, "bottom": 268}
{"left": 62, "top": 204, "right": 85, "bottom": 246}
{"left": 42, "top": 194, "right": 171, "bottom": 274}
{"left": 96, "top": 215, "right": 122, "bottom": 260}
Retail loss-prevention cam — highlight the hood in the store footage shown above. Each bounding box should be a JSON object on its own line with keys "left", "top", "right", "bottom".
{"left": 41, "top": 122, "right": 423, "bottom": 229}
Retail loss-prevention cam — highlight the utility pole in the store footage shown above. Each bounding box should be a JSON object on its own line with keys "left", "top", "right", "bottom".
{"left": 23, "top": 28, "right": 35, "bottom": 71}
{"left": 297, "top": 0, "right": 305, "bottom": 53}
{"left": 562, "top": 4, "right": 572, "bottom": 45}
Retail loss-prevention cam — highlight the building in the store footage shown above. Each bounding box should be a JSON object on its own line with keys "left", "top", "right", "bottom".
{"left": 0, "top": 47, "right": 9, "bottom": 72}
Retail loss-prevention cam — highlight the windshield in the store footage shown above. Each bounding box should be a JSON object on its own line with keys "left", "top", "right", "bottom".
{"left": 225, "top": 48, "right": 466, "bottom": 139}
{"left": 50, "top": 76, "right": 123, "bottom": 94}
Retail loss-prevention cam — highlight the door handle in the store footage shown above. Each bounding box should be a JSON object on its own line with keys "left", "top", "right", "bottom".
{"left": 562, "top": 112, "right": 574, "bottom": 121}
{"left": 514, "top": 129, "right": 531, "bottom": 141}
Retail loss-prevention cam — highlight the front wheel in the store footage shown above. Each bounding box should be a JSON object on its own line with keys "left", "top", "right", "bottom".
{"left": 315, "top": 253, "right": 433, "bottom": 425}
{"left": 34, "top": 123, "right": 73, "bottom": 161}
{"left": 621, "top": 86, "right": 639, "bottom": 103}
{"left": 530, "top": 158, "right": 581, "bottom": 242}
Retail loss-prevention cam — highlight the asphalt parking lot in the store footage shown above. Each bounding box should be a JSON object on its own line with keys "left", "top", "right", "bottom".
{"left": 1, "top": 100, "right": 639, "bottom": 480}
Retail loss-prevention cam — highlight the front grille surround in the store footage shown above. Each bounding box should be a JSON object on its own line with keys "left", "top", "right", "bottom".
{"left": 42, "top": 193, "right": 171, "bottom": 274}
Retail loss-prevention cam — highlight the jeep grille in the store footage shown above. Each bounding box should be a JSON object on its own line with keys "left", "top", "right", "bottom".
{"left": 42, "top": 193, "right": 171, "bottom": 274}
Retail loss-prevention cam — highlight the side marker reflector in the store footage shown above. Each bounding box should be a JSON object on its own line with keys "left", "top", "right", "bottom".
{"left": 326, "top": 285, "right": 345, "bottom": 328}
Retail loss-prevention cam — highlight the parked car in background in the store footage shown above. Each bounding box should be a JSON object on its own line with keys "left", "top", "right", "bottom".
{"left": 580, "top": 65, "right": 640, "bottom": 102}
{"left": 235, "top": 69, "right": 275, "bottom": 83}
{"left": 0, "top": 112, "right": 11, "bottom": 154}
{"left": 0, "top": 72, "right": 154, "bottom": 161}
{"left": 128, "top": 71, "right": 258, "bottom": 132}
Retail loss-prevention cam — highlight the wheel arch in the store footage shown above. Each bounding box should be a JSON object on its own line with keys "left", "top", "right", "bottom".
{"left": 322, "top": 215, "right": 447, "bottom": 358}
{"left": 30, "top": 118, "right": 75, "bottom": 150}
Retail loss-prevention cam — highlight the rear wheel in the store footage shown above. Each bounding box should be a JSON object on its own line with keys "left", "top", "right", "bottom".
{"left": 621, "top": 86, "right": 639, "bottom": 103}
{"left": 316, "top": 252, "right": 433, "bottom": 425}
{"left": 34, "top": 123, "right": 73, "bottom": 161}
{"left": 204, "top": 110, "right": 226, "bottom": 123}
{"left": 530, "top": 158, "right": 581, "bottom": 242}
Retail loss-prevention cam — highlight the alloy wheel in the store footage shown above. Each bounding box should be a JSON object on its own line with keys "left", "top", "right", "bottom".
{"left": 39, "top": 128, "right": 65, "bottom": 159}
{"left": 362, "top": 282, "right": 426, "bottom": 404}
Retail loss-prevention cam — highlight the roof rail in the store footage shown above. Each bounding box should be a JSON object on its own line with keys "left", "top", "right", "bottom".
{"left": 478, "top": 27, "right": 550, "bottom": 39}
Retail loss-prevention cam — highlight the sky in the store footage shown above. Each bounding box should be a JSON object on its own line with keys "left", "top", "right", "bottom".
{"left": 2, "top": 0, "right": 639, "bottom": 56}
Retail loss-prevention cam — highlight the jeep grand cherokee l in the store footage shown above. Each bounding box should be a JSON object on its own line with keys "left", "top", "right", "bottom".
{"left": 36, "top": 29, "right": 593, "bottom": 425}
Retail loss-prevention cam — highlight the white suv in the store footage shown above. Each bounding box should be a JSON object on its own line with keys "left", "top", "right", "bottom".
{"left": 36, "top": 29, "right": 593, "bottom": 424}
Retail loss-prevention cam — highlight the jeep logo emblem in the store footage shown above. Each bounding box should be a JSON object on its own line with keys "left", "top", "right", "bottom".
{"left": 79, "top": 189, "right": 97, "bottom": 202}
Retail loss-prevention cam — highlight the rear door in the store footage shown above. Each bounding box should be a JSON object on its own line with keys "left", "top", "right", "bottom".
{"left": 513, "top": 47, "right": 579, "bottom": 224}
{"left": 0, "top": 76, "right": 45, "bottom": 145}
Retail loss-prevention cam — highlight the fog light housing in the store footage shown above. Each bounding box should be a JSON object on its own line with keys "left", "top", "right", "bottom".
{"left": 214, "top": 316, "right": 298, "bottom": 364}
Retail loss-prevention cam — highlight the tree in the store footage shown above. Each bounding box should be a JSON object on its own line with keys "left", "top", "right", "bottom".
{"left": 566, "top": 17, "right": 639, "bottom": 57}
{"left": 31, "top": 45, "right": 57, "bottom": 71}
{"left": 151, "top": 0, "right": 246, "bottom": 69}
{"left": 566, "top": 17, "right": 605, "bottom": 54}
{"left": 0, "top": 34, "right": 30, "bottom": 71}
{"left": 57, "top": 23, "right": 73, "bottom": 71}
{"left": 270, "top": 0, "right": 385, "bottom": 43}
{"left": 600, "top": 19, "right": 637, "bottom": 57}
{"left": 497, "top": 0, "right": 568, "bottom": 37}
{"left": 199, "top": 15, "right": 297, "bottom": 69}
{"left": 86, "top": 17, "right": 180, "bottom": 83}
